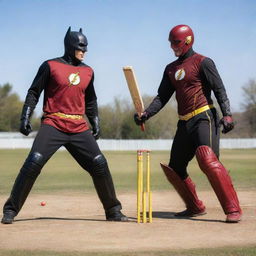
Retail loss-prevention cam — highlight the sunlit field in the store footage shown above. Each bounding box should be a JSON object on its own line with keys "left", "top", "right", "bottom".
{"left": 0, "top": 149, "right": 255, "bottom": 256}
{"left": 0, "top": 149, "right": 255, "bottom": 195}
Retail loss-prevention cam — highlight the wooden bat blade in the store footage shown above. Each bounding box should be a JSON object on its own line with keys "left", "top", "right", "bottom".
{"left": 123, "top": 66, "right": 144, "bottom": 114}
{"left": 123, "top": 66, "right": 145, "bottom": 131}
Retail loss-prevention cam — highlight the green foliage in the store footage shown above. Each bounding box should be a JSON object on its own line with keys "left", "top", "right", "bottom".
{"left": 0, "top": 83, "right": 41, "bottom": 132}
{"left": 0, "top": 83, "right": 12, "bottom": 99}
{"left": 99, "top": 98, "right": 130, "bottom": 139}
{"left": 0, "top": 83, "right": 23, "bottom": 131}
{"left": 30, "top": 115, "right": 41, "bottom": 131}
{"left": 99, "top": 95, "right": 178, "bottom": 139}
{"left": 241, "top": 79, "right": 256, "bottom": 137}
{"left": 1, "top": 78, "right": 256, "bottom": 138}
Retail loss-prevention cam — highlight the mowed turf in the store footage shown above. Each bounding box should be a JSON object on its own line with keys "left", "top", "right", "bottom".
{"left": 0, "top": 149, "right": 255, "bottom": 256}
{"left": 0, "top": 246, "right": 256, "bottom": 256}
{"left": 0, "top": 148, "right": 255, "bottom": 195}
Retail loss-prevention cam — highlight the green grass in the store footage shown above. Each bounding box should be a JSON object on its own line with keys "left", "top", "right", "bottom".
{"left": 0, "top": 149, "right": 255, "bottom": 256}
{"left": 0, "top": 149, "right": 255, "bottom": 195}
{"left": 0, "top": 245, "right": 255, "bottom": 256}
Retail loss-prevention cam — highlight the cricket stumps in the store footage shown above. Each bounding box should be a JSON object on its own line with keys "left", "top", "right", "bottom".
{"left": 137, "top": 149, "right": 152, "bottom": 223}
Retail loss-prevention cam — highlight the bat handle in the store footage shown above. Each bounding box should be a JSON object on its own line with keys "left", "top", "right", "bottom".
{"left": 140, "top": 123, "right": 145, "bottom": 131}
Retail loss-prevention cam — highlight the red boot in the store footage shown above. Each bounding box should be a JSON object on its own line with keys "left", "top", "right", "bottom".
{"left": 160, "top": 163, "right": 206, "bottom": 217}
{"left": 196, "top": 146, "right": 242, "bottom": 223}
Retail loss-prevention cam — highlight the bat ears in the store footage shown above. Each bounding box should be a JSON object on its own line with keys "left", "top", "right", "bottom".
{"left": 67, "top": 26, "right": 71, "bottom": 34}
{"left": 65, "top": 26, "right": 84, "bottom": 35}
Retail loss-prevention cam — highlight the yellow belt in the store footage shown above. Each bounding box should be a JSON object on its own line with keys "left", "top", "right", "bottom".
{"left": 46, "top": 112, "right": 84, "bottom": 120}
{"left": 179, "top": 104, "right": 214, "bottom": 121}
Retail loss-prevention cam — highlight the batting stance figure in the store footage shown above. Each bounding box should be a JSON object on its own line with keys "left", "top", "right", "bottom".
{"left": 134, "top": 25, "right": 242, "bottom": 223}
{"left": 1, "top": 27, "right": 128, "bottom": 224}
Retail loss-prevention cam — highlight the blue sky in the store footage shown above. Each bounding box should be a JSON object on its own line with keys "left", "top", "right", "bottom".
{"left": 0, "top": 0, "right": 255, "bottom": 114}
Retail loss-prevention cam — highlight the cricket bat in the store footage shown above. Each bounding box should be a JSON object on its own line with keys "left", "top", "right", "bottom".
{"left": 123, "top": 66, "right": 145, "bottom": 131}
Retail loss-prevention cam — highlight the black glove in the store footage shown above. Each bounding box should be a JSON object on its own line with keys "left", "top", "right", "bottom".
{"left": 219, "top": 116, "right": 234, "bottom": 134}
{"left": 134, "top": 112, "right": 148, "bottom": 126}
{"left": 19, "top": 105, "right": 33, "bottom": 136}
{"left": 89, "top": 116, "right": 100, "bottom": 140}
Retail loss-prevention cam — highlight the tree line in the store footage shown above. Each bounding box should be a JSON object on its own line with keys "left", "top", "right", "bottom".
{"left": 0, "top": 80, "right": 255, "bottom": 138}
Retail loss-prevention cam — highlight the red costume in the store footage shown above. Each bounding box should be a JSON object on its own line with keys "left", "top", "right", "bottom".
{"left": 134, "top": 24, "right": 241, "bottom": 223}
{"left": 165, "top": 53, "right": 211, "bottom": 116}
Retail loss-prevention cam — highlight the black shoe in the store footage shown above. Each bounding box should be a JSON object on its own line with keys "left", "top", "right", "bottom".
{"left": 1, "top": 211, "right": 16, "bottom": 224}
{"left": 105, "top": 205, "right": 129, "bottom": 222}
{"left": 106, "top": 210, "right": 129, "bottom": 222}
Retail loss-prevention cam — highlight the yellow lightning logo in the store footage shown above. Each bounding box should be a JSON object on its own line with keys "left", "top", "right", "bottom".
{"left": 175, "top": 69, "right": 185, "bottom": 80}
{"left": 68, "top": 72, "right": 80, "bottom": 86}
{"left": 177, "top": 69, "right": 183, "bottom": 80}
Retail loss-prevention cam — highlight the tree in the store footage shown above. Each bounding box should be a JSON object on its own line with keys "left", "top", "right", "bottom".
{"left": 241, "top": 79, "right": 256, "bottom": 137}
{"left": 0, "top": 83, "right": 23, "bottom": 131}
{"left": 99, "top": 98, "right": 129, "bottom": 139}
{"left": 99, "top": 96, "right": 178, "bottom": 139}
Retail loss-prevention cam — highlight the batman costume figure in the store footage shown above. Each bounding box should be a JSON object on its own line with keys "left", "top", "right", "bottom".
{"left": 1, "top": 27, "right": 128, "bottom": 224}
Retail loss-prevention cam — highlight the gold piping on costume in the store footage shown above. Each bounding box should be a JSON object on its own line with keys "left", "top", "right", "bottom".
{"left": 205, "top": 111, "right": 212, "bottom": 148}
{"left": 179, "top": 104, "right": 214, "bottom": 121}
{"left": 45, "top": 112, "right": 83, "bottom": 120}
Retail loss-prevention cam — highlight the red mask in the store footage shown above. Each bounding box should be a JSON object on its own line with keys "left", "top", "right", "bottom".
{"left": 169, "top": 25, "right": 194, "bottom": 56}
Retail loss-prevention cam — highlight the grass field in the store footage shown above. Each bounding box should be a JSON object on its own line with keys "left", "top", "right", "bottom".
{"left": 0, "top": 149, "right": 255, "bottom": 195}
{"left": 0, "top": 149, "right": 255, "bottom": 256}
{"left": 0, "top": 246, "right": 256, "bottom": 256}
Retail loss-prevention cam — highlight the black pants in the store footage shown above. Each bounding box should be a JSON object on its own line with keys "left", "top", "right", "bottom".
{"left": 169, "top": 108, "right": 220, "bottom": 179}
{"left": 3, "top": 124, "right": 121, "bottom": 215}
{"left": 31, "top": 124, "right": 102, "bottom": 170}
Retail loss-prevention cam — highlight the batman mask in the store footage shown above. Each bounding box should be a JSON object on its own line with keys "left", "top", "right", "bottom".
{"left": 64, "top": 27, "right": 88, "bottom": 63}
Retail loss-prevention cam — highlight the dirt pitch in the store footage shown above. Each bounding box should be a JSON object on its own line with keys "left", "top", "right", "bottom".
{"left": 0, "top": 190, "right": 255, "bottom": 253}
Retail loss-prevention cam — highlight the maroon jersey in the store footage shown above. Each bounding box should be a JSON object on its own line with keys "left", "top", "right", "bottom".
{"left": 24, "top": 57, "right": 97, "bottom": 134}
{"left": 145, "top": 49, "right": 231, "bottom": 119}
{"left": 166, "top": 53, "right": 211, "bottom": 116}
{"left": 42, "top": 60, "right": 93, "bottom": 132}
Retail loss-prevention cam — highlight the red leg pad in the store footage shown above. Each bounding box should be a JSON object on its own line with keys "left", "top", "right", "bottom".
{"left": 160, "top": 163, "right": 205, "bottom": 214}
{"left": 196, "top": 146, "right": 242, "bottom": 215}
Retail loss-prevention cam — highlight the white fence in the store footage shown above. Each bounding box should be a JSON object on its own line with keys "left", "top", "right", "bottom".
{"left": 0, "top": 132, "right": 255, "bottom": 150}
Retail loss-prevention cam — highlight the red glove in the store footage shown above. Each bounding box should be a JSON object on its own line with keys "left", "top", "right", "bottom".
{"left": 219, "top": 116, "right": 234, "bottom": 134}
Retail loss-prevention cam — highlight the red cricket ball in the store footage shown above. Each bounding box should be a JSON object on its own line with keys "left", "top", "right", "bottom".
{"left": 40, "top": 201, "right": 46, "bottom": 206}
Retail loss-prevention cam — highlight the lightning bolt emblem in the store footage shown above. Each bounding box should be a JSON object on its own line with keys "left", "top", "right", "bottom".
{"left": 175, "top": 69, "right": 185, "bottom": 81}
{"left": 68, "top": 72, "right": 80, "bottom": 86}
